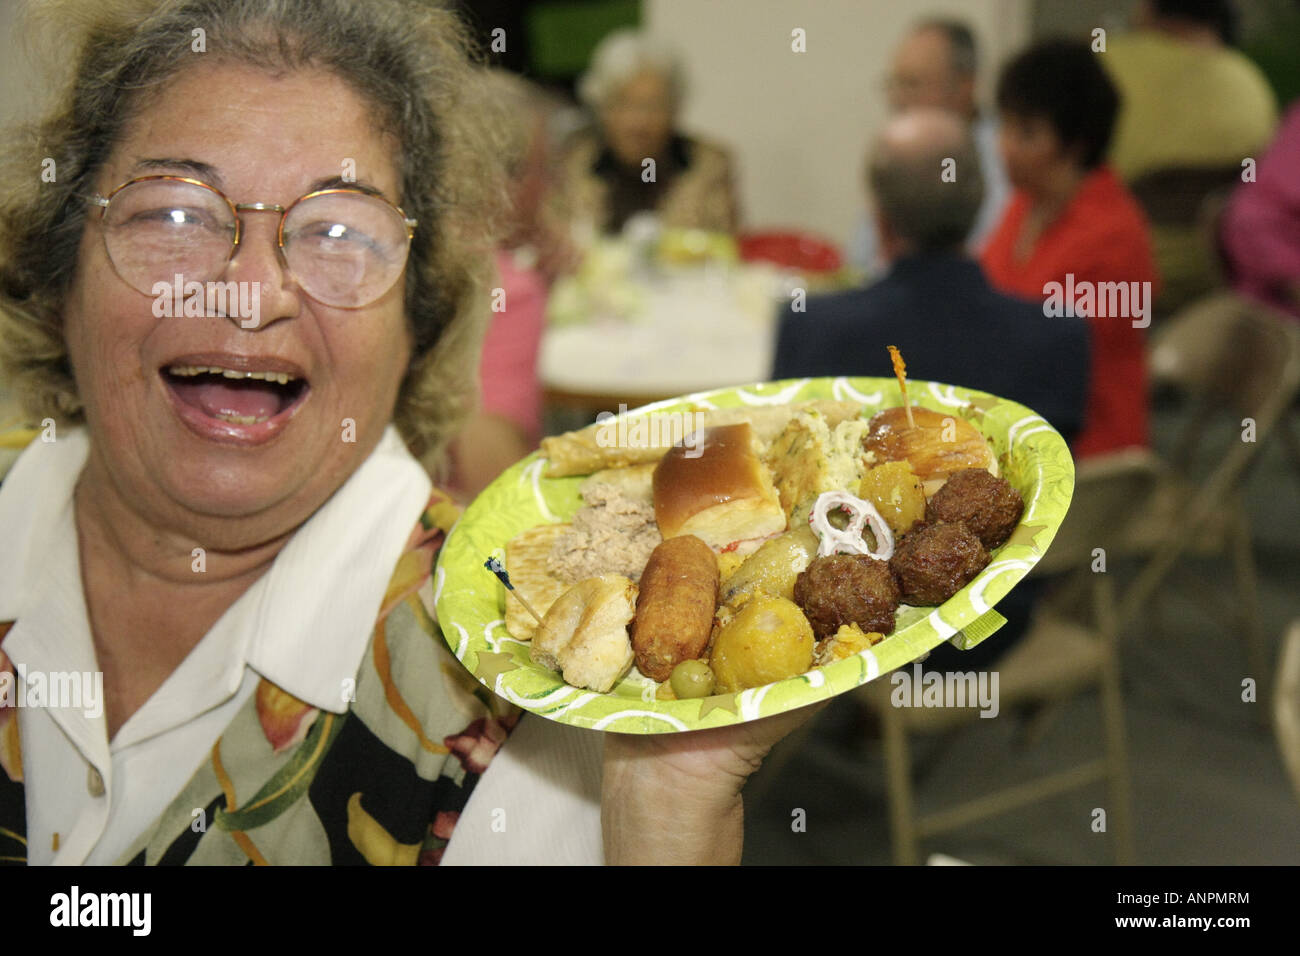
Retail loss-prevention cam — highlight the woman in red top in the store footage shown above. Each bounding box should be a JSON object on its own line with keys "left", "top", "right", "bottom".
{"left": 981, "top": 40, "right": 1159, "bottom": 458}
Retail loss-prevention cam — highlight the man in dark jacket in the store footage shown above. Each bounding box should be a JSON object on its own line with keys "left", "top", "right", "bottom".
{"left": 774, "top": 108, "right": 1088, "bottom": 444}
{"left": 773, "top": 108, "right": 1089, "bottom": 671}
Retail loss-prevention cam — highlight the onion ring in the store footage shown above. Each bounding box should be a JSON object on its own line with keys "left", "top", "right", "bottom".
{"left": 808, "top": 490, "right": 894, "bottom": 561}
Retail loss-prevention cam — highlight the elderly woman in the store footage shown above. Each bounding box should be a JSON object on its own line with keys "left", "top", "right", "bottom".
{"left": 0, "top": 0, "right": 805, "bottom": 866}
{"left": 553, "top": 28, "right": 741, "bottom": 240}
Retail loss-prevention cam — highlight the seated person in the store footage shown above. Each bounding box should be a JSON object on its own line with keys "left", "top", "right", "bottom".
{"left": 773, "top": 108, "right": 1088, "bottom": 444}
{"left": 551, "top": 28, "right": 740, "bottom": 241}
{"left": 1104, "top": 0, "right": 1277, "bottom": 183}
{"left": 981, "top": 40, "right": 1159, "bottom": 460}
{"left": 773, "top": 109, "right": 1089, "bottom": 672}
{"left": 1219, "top": 101, "right": 1300, "bottom": 322}
{"left": 849, "top": 18, "right": 1011, "bottom": 277}
{"left": 1102, "top": 0, "right": 1278, "bottom": 310}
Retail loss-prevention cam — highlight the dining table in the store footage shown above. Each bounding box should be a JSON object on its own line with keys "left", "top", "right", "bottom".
{"left": 538, "top": 236, "right": 800, "bottom": 424}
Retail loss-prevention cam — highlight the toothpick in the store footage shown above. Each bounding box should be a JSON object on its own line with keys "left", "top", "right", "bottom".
{"left": 888, "top": 345, "right": 915, "bottom": 429}
{"left": 483, "top": 556, "right": 544, "bottom": 624}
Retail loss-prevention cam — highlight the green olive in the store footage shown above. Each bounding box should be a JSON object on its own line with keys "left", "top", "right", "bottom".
{"left": 669, "top": 659, "right": 716, "bottom": 699}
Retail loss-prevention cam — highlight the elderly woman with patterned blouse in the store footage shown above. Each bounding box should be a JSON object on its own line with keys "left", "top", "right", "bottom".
{"left": 0, "top": 0, "right": 805, "bottom": 866}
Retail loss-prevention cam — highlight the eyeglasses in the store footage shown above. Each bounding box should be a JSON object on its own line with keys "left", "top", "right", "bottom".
{"left": 88, "top": 175, "right": 418, "bottom": 309}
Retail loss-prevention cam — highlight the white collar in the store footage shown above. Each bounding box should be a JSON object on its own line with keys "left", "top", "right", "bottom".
{"left": 0, "top": 424, "right": 432, "bottom": 753}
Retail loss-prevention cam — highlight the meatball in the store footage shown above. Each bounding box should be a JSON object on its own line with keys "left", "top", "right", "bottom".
{"left": 793, "top": 554, "right": 901, "bottom": 639}
{"left": 889, "top": 521, "right": 990, "bottom": 605}
{"left": 925, "top": 468, "right": 1024, "bottom": 549}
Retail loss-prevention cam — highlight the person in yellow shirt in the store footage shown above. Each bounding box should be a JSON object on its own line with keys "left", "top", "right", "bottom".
{"left": 1102, "top": 0, "right": 1278, "bottom": 312}
{"left": 1105, "top": 0, "right": 1277, "bottom": 179}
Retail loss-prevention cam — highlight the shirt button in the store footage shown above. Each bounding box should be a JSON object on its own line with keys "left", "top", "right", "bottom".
{"left": 87, "top": 766, "right": 105, "bottom": 797}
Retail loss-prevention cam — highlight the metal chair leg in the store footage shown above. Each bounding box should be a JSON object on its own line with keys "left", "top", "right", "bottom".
{"left": 1096, "top": 574, "right": 1137, "bottom": 864}
{"left": 881, "top": 699, "right": 920, "bottom": 865}
{"left": 1229, "top": 502, "right": 1269, "bottom": 723}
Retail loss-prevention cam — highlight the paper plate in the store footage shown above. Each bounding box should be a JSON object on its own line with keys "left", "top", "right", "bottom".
{"left": 434, "top": 377, "right": 1075, "bottom": 734}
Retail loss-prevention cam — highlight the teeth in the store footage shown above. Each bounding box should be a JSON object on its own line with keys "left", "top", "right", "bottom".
{"left": 213, "top": 412, "right": 271, "bottom": 425}
{"left": 168, "top": 364, "right": 297, "bottom": 384}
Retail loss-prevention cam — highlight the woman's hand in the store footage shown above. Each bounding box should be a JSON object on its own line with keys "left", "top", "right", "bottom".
{"left": 600, "top": 701, "right": 826, "bottom": 865}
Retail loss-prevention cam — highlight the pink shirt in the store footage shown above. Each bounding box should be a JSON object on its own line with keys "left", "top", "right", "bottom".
{"left": 1220, "top": 103, "right": 1300, "bottom": 321}
{"left": 479, "top": 249, "right": 546, "bottom": 442}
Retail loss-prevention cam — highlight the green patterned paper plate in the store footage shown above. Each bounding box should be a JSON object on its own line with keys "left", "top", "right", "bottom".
{"left": 434, "top": 377, "right": 1075, "bottom": 734}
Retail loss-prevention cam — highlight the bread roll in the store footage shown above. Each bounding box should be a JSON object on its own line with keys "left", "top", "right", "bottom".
{"left": 652, "top": 423, "right": 787, "bottom": 549}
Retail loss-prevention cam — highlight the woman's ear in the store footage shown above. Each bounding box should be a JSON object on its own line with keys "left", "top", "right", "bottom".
{"left": 1062, "top": 136, "right": 1090, "bottom": 171}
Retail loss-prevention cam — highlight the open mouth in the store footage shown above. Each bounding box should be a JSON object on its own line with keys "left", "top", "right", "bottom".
{"left": 163, "top": 364, "right": 309, "bottom": 426}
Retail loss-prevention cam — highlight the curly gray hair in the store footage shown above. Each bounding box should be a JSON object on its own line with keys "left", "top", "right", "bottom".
{"left": 0, "top": 0, "right": 510, "bottom": 463}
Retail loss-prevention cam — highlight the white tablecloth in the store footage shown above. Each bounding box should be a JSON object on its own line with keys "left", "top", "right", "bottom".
{"left": 540, "top": 266, "right": 785, "bottom": 399}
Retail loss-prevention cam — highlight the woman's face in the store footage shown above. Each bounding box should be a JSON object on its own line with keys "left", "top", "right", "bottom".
{"left": 63, "top": 61, "right": 413, "bottom": 540}
{"left": 600, "top": 68, "right": 675, "bottom": 167}
{"left": 997, "top": 112, "right": 1075, "bottom": 195}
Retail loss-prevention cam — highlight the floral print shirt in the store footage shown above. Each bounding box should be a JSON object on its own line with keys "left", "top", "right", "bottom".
{"left": 0, "top": 491, "right": 523, "bottom": 865}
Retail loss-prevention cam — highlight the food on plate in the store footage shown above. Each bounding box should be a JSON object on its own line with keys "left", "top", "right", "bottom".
{"left": 503, "top": 523, "right": 572, "bottom": 640}
{"left": 720, "top": 524, "right": 819, "bottom": 605}
{"left": 710, "top": 594, "right": 816, "bottom": 693}
{"left": 924, "top": 468, "right": 1024, "bottom": 550}
{"left": 813, "top": 623, "right": 884, "bottom": 666}
{"left": 807, "top": 490, "right": 894, "bottom": 560}
{"left": 766, "top": 410, "right": 872, "bottom": 521}
{"left": 668, "top": 659, "right": 717, "bottom": 699}
{"left": 630, "top": 534, "right": 720, "bottom": 680}
{"left": 889, "top": 521, "right": 990, "bottom": 605}
{"left": 548, "top": 481, "right": 661, "bottom": 583}
{"left": 530, "top": 574, "right": 638, "bottom": 693}
{"left": 652, "top": 423, "right": 786, "bottom": 551}
{"left": 541, "top": 400, "right": 863, "bottom": 477}
{"left": 579, "top": 462, "right": 655, "bottom": 506}
{"left": 857, "top": 460, "right": 926, "bottom": 537}
{"left": 715, "top": 549, "right": 747, "bottom": 582}
{"left": 503, "top": 359, "right": 1038, "bottom": 701}
{"left": 862, "top": 406, "right": 997, "bottom": 495}
{"left": 793, "top": 553, "right": 902, "bottom": 638}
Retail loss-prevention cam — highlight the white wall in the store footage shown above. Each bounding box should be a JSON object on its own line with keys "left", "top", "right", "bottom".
{"left": 645, "top": 0, "right": 1031, "bottom": 246}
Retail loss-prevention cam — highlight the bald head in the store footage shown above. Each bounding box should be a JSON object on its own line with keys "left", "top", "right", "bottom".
{"left": 868, "top": 108, "right": 984, "bottom": 256}
{"left": 877, "top": 108, "right": 969, "bottom": 163}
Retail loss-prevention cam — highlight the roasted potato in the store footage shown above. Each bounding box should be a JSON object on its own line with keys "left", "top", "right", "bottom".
{"left": 857, "top": 461, "right": 926, "bottom": 537}
{"left": 710, "top": 594, "right": 815, "bottom": 693}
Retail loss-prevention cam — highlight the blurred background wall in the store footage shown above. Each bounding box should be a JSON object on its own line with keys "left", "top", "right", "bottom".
{"left": 644, "top": 0, "right": 1031, "bottom": 252}
{"left": 3, "top": 0, "right": 1298, "bottom": 247}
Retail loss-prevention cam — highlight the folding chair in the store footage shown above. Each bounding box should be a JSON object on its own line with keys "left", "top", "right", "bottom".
{"left": 1276, "top": 619, "right": 1300, "bottom": 807}
{"left": 859, "top": 451, "right": 1161, "bottom": 865}
{"left": 1130, "top": 293, "right": 1300, "bottom": 693}
{"left": 1130, "top": 164, "right": 1242, "bottom": 317}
